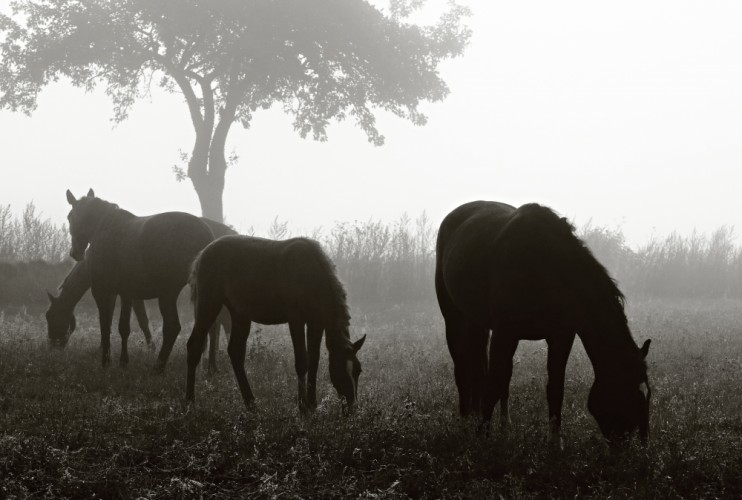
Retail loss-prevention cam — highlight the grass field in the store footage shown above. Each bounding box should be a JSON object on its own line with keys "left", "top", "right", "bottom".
{"left": 1, "top": 298, "right": 741, "bottom": 498}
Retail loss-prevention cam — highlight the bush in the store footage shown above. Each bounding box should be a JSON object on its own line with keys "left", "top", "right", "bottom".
{"left": 2, "top": 202, "right": 742, "bottom": 310}
{"left": 0, "top": 203, "right": 69, "bottom": 263}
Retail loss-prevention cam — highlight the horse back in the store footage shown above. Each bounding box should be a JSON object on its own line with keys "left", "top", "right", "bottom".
{"left": 196, "top": 236, "right": 334, "bottom": 325}
{"left": 437, "top": 201, "right": 583, "bottom": 335}
{"left": 436, "top": 201, "right": 516, "bottom": 324}
{"left": 138, "top": 212, "right": 214, "bottom": 288}
{"left": 86, "top": 211, "right": 213, "bottom": 298}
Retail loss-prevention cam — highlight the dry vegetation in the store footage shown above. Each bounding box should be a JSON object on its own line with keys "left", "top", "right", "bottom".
{"left": 1, "top": 298, "right": 741, "bottom": 498}
{"left": 2, "top": 205, "right": 742, "bottom": 497}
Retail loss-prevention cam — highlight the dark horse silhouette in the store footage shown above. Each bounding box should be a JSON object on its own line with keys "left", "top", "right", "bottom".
{"left": 436, "top": 201, "right": 651, "bottom": 447}
{"left": 46, "top": 259, "right": 155, "bottom": 349}
{"left": 46, "top": 217, "right": 236, "bottom": 371}
{"left": 185, "top": 235, "right": 366, "bottom": 412}
{"left": 46, "top": 217, "right": 237, "bottom": 372}
{"left": 65, "top": 189, "right": 214, "bottom": 369}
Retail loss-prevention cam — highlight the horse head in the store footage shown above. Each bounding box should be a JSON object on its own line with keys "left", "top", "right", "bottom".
{"left": 588, "top": 339, "right": 652, "bottom": 446}
{"left": 65, "top": 188, "right": 96, "bottom": 261}
{"left": 45, "top": 290, "right": 77, "bottom": 348}
{"left": 329, "top": 334, "right": 366, "bottom": 410}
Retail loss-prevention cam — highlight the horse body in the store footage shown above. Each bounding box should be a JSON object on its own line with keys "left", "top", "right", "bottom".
{"left": 186, "top": 235, "right": 365, "bottom": 412}
{"left": 47, "top": 215, "right": 236, "bottom": 371}
{"left": 46, "top": 258, "right": 154, "bottom": 349}
{"left": 210, "top": 237, "right": 336, "bottom": 325}
{"left": 85, "top": 211, "right": 207, "bottom": 299}
{"left": 65, "top": 189, "right": 214, "bottom": 369}
{"left": 436, "top": 200, "right": 651, "bottom": 446}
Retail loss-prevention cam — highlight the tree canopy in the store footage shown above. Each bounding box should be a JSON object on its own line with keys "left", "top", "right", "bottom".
{"left": 0, "top": 0, "right": 471, "bottom": 221}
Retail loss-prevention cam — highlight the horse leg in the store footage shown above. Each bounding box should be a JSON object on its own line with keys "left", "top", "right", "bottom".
{"left": 498, "top": 338, "right": 519, "bottom": 430}
{"left": 227, "top": 316, "right": 255, "bottom": 409}
{"left": 132, "top": 299, "right": 155, "bottom": 350}
{"left": 205, "top": 321, "right": 219, "bottom": 374}
{"left": 185, "top": 296, "right": 223, "bottom": 402}
{"left": 92, "top": 290, "right": 116, "bottom": 368}
{"left": 289, "top": 321, "right": 309, "bottom": 414}
{"left": 306, "top": 323, "right": 323, "bottom": 410}
{"left": 155, "top": 293, "right": 181, "bottom": 371}
{"left": 546, "top": 332, "right": 575, "bottom": 450}
{"left": 117, "top": 296, "right": 132, "bottom": 368}
{"left": 469, "top": 325, "right": 490, "bottom": 416}
{"left": 445, "top": 317, "right": 473, "bottom": 417}
{"left": 482, "top": 331, "right": 519, "bottom": 428}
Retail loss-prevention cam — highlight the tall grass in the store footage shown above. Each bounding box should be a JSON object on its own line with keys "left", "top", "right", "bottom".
{"left": 2, "top": 203, "right": 742, "bottom": 308}
{"left": 581, "top": 224, "right": 742, "bottom": 298}
{"left": 0, "top": 203, "right": 69, "bottom": 263}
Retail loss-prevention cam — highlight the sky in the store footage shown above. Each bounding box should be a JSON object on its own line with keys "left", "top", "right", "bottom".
{"left": 0, "top": 0, "right": 740, "bottom": 247}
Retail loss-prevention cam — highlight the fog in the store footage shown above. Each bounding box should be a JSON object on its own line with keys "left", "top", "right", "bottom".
{"left": 1, "top": 0, "right": 740, "bottom": 246}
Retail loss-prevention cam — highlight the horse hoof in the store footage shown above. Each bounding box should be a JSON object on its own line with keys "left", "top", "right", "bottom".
{"left": 245, "top": 400, "right": 258, "bottom": 412}
{"left": 151, "top": 362, "right": 166, "bottom": 375}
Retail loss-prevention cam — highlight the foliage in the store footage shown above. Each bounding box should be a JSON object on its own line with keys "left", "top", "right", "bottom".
{"left": 322, "top": 212, "right": 434, "bottom": 304}
{"left": 0, "top": 300, "right": 741, "bottom": 497}
{"left": 0, "top": 202, "right": 69, "bottom": 262}
{"left": 0, "top": 0, "right": 471, "bottom": 220}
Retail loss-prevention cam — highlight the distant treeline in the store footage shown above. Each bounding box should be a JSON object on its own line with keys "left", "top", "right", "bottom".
{"left": 1, "top": 203, "right": 742, "bottom": 309}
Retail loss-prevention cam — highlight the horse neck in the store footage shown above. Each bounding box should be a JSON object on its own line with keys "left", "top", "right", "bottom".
{"left": 577, "top": 308, "right": 639, "bottom": 382}
{"left": 325, "top": 321, "right": 352, "bottom": 353}
{"left": 89, "top": 201, "right": 130, "bottom": 236}
{"left": 56, "top": 262, "right": 91, "bottom": 312}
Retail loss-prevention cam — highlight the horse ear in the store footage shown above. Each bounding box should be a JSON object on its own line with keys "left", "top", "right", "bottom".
{"left": 46, "top": 289, "right": 57, "bottom": 304}
{"left": 640, "top": 339, "right": 651, "bottom": 359}
{"left": 66, "top": 190, "right": 77, "bottom": 205}
{"left": 86, "top": 188, "right": 95, "bottom": 198}
{"left": 352, "top": 334, "right": 366, "bottom": 353}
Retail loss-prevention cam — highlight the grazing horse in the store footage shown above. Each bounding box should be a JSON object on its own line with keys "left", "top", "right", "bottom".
{"left": 45, "top": 258, "right": 155, "bottom": 349}
{"left": 65, "top": 189, "right": 214, "bottom": 369}
{"left": 45, "top": 216, "right": 235, "bottom": 371}
{"left": 436, "top": 201, "right": 651, "bottom": 447}
{"left": 185, "top": 235, "right": 366, "bottom": 412}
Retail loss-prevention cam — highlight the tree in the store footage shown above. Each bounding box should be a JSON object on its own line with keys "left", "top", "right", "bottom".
{"left": 0, "top": 0, "right": 470, "bottom": 222}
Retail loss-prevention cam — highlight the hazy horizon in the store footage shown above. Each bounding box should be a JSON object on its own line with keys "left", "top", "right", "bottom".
{"left": 1, "top": 0, "right": 740, "bottom": 248}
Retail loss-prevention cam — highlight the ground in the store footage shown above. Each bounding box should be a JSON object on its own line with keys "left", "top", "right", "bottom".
{"left": 1, "top": 298, "right": 741, "bottom": 498}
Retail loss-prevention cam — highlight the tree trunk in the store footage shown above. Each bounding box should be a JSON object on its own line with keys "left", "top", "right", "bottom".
{"left": 183, "top": 78, "right": 239, "bottom": 225}
{"left": 191, "top": 173, "right": 224, "bottom": 223}
{"left": 187, "top": 124, "right": 226, "bottom": 223}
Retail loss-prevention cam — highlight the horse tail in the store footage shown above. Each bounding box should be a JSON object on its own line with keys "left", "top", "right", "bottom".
{"left": 189, "top": 249, "right": 205, "bottom": 304}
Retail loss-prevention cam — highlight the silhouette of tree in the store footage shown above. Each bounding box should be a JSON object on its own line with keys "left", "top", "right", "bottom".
{"left": 0, "top": 0, "right": 470, "bottom": 222}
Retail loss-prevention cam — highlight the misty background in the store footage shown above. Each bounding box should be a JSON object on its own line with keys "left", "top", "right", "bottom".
{"left": 0, "top": 0, "right": 740, "bottom": 246}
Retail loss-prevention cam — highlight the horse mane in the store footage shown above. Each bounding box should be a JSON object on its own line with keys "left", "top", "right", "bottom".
{"left": 308, "top": 240, "right": 352, "bottom": 352}
{"left": 514, "top": 203, "right": 629, "bottom": 327}
{"left": 58, "top": 262, "right": 82, "bottom": 291}
{"left": 85, "top": 196, "right": 120, "bottom": 216}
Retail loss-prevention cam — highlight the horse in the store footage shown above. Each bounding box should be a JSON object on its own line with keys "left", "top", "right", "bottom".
{"left": 45, "top": 217, "right": 236, "bottom": 372}
{"left": 435, "top": 201, "right": 651, "bottom": 447}
{"left": 65, "top": 188, "right": 214, "bottom": 370}
{"left": 45, "top": 258, "right": 155, "bottom": 350}
{"left": 185, "top": 235, "right": 366, "bottom": 413}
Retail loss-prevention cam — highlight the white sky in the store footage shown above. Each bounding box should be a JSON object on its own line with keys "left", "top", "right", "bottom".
{"left": 0, "top": 0, "right": 740, "bottom": 247}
